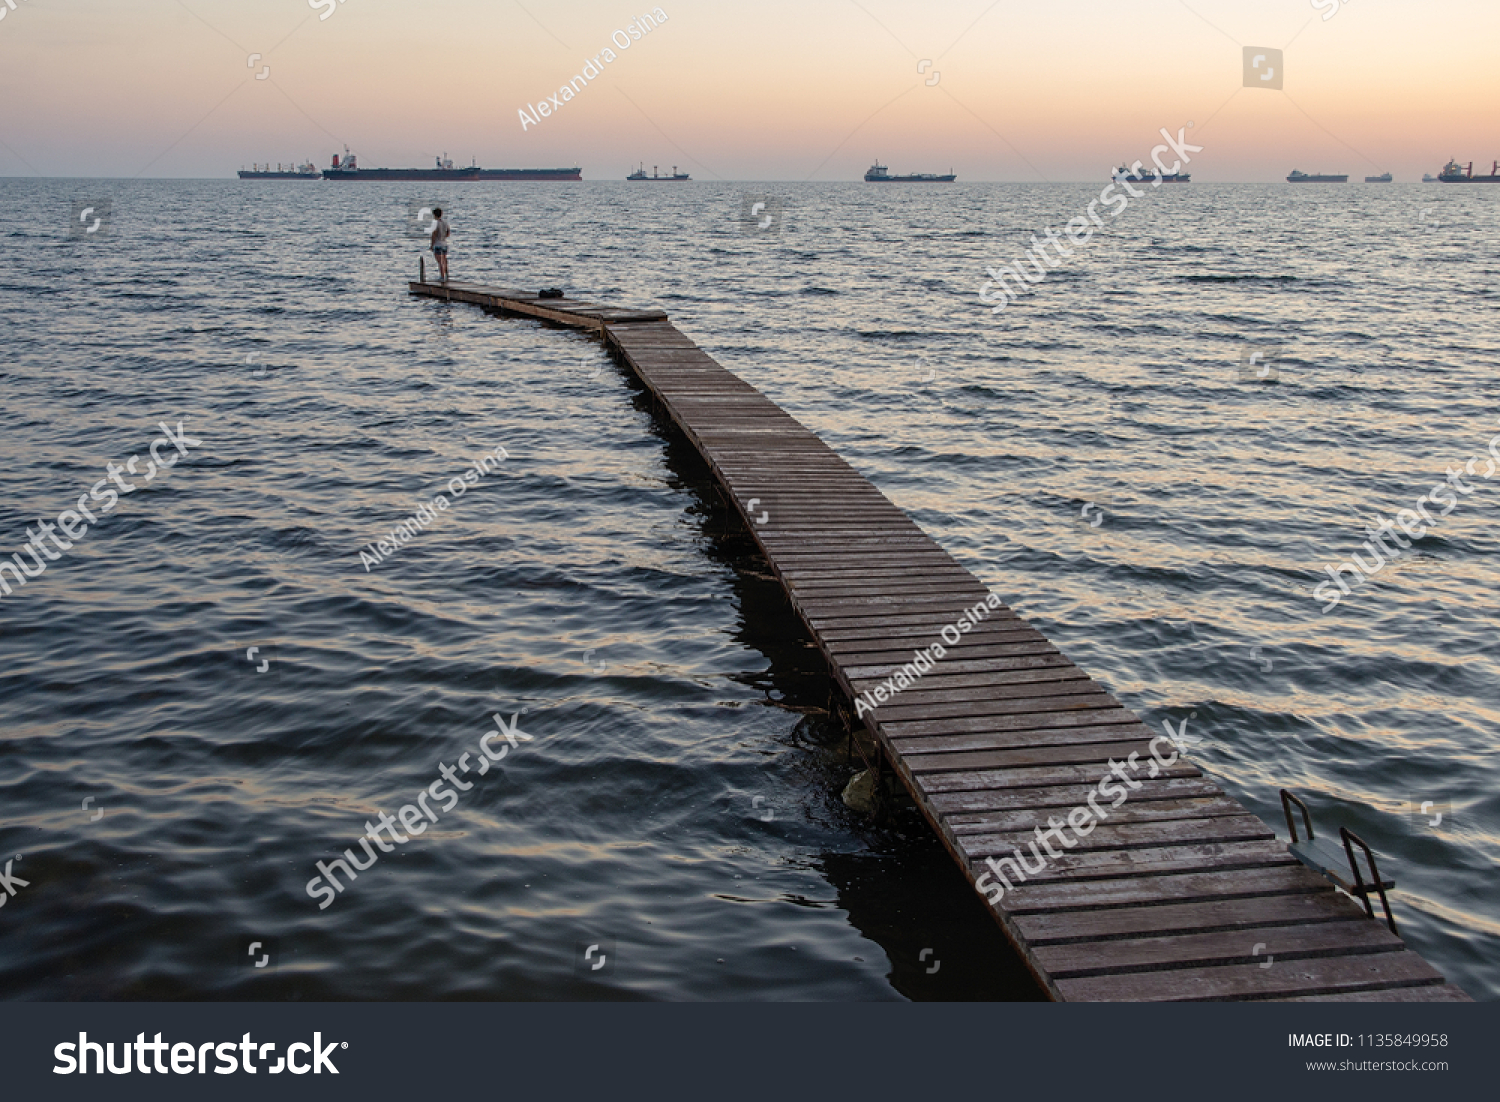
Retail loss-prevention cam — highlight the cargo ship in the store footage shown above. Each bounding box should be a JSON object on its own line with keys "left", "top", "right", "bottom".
{"left": 864, "top": 162, "right": 956, "bottom": 182}
{"left": 1287, "top": 170, "right": 1349, "bottom": 182}
{"left": 322, "top": 150, "right": 478, "bottom": 180}
{"left": 320, "top": 149, "right": 581, "bottom": 181}
{"left": 1364, "top": 172, "right": 1393, "bottom": 183}
{"left": 238, "top": 162, "right": 319, "bottom": 179}
{"left": 479, "top": 167, "right": 582, "bottom": 180}
{"left": 626, "top": 163, "right": 690, "bottom": 180}
{"left": 1113, "top": 164, "right": 1190, "bottom": 183}
{"left": 1438, "top": 158, "right": 1500, "bottom": 183}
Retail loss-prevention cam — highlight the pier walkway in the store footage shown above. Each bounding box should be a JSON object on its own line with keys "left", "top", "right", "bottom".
{"left": 410, "top": 279, "right": 1468, "bottom": 1002}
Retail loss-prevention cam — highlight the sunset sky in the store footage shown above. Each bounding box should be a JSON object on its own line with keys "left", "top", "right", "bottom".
{"left": 1, "top": 0, "right": 1495, "bottom": 180}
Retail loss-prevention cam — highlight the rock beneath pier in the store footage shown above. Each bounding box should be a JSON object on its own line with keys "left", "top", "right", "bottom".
{"left": 841, "top": 769, "right": 878, "bottom": 814}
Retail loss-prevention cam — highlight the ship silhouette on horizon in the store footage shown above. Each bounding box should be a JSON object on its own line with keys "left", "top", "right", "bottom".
{"left": 865, "top": 162, "right": 956, "bottom": 182}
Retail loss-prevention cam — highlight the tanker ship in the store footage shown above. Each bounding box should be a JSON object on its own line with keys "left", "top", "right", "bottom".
{"left": 1287, "top": 170, "right": 1349, "bottom": 182}
{"left": 864, "top": 162, "right": 956, "bottom": 182}
{"left": 1114, "top": 164, "right": 1190, "bottom": 183}
{"left": 238, "top": 161, "right": 320, "bottom": 179}
{"left": 320, "top": 149, "right": 581, "bottom": 181}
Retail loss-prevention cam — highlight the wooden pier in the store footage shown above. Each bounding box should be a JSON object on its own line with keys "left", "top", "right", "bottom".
{"left": 410, "top": 279, "right": 1469, "bottom": 1002}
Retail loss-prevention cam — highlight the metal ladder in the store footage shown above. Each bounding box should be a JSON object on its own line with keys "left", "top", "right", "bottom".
{"left": 1280, "top": 789, "right": 1399, "bottom": 934}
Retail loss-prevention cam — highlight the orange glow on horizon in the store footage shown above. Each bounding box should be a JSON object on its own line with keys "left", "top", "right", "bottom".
{"left": 0, "top": 0, "right": 1495, "bottom": 181}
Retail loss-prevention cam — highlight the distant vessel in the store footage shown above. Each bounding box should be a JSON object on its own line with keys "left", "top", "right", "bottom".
{"left": 477, "top": 167, "right": 582, "bottom": 180}
{"left": 320, "top": 148, "right": 581, "bottom": 181}
{"left": 1423, "top": 173, "right": 1438, "bottom": 183}
{"left": 1364, "top": 172, "right": 1393, "bottom": 183}
{"left": 1113, "top": 164, "right": 1190, "bottom": 184}
{"left": 238, "top": 161, "right": 319, "bottom": 179}
{"left": 1438, "top": 158, "right": 1500, "bottom": 183}
{"left": 626, "top": 163, "right": 690, "bottom": 180}
{"left": 1287, "top": 170, "right": 1349, "bottom": 183}
{"left": 323, "top": 150, "right": 478, "bottom": 181}
{"left": 864, "top": 162, "right": 956, "bottom": 182}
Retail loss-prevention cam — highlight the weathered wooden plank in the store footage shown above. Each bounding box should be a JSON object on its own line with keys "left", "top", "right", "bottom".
{"left": 715, "top": 457, "right": 864, "bottom": 465}
{"left": 882, "top": 705, "right": 1142, "bottom": 741}
{"left": 918, "top": 759, "right": 1198, "bottom": 797}
{"left": 948, "top": 796, "right": 1247, "bottom": 835}
{"left": 829, "top": 632, "right": 1040, "bottom": 656}
{"left": 722, "top": 482, "right": 893, "bottom": 493}
{"left": 971, "top": 840, "right": 1297, "bottom": 885}
{"left": 1014, "top": 890, "right": 1374, "bottom": 944}
{"left": 756, "top": 519, "right": 927, "bottom": 532}
{"left": 1055, "top": 950, "right": 1447, "bottom": 1002}
{"left": 1000, "top": 864, "right": 1334, "bottom": 916}
{"left": 780, "top": 563, "right": 978, "bottom": 581}
{"left": 763, "top": 534, "right": 948, "bottom": 550}
{"left": 848, "top": 662, "right": 1081, "bottom": 696}
{"left": 760, "top": 535, "right": 935, "bottom": 549}
{"left": 871, "top": 683, "right": 1112, "bottom": 722}
{"left": 777, "top": 561, "right": 975, "bottom": 581}
{"left": 798, "top": 597, "right": 1011, "bottom": 620}
{"left": 803, "top": 620, "right": 1018, "bottom": 646}
{"left": 958, "top": 815, "right": 1275, "bottom": 857}
{"left": 846, "top": 641, "right": 1068, "bottom": 668}
{"left": 755, "top": 526, "right": 931, "bottom": 538}
{"left": 836, "top": 638, "right": 1061, "bottom": 671}
{"left": 854, "top": 675, "right": 1097, "bottom": 711}
{"left": 905, "top": 737, "right": 1150, "bottom": 775}
{"left": 827, "top": 630, "right": 1044, "bottom": 659}
{"left": 774, "top": 556, "right": 967, "bottom": 576}
{"left": 787, "top": 577, "right": 983, "bottom": 597}
{"left": 827, "top": 619, "right": 1041, "bottom": 644}
{"left": 883, "top": 695, "right": 1123, "bottom": 744}
{"left": 929, "top": 777, "right": 1225, "bottom": 815}
{"left": 748, "top": 508, "right": 911, "bottom": 522}
{"left": 747, "top": 509, "right": 918, "bottom": 522}
{"left": 887, "top": 721, "right": 1158, "bottom": 754}
{"left": 1036, "top": 920, "right": 1405, "bottom": 979}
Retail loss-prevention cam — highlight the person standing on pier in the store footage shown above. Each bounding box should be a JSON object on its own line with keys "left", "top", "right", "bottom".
{"left": 430, "top": 207, "right": 451, "bottom": 283}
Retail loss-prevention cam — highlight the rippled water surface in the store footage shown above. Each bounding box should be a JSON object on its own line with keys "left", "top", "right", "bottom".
{"left": 0, "top": 179, "right": 1496, "bottom": 1000}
